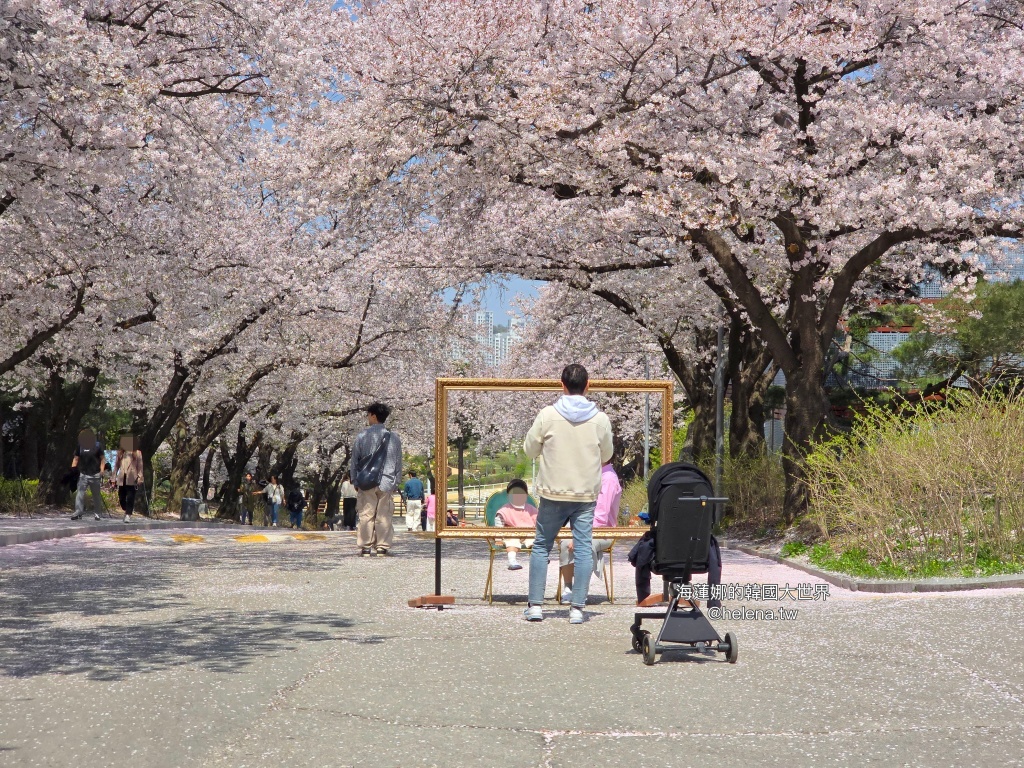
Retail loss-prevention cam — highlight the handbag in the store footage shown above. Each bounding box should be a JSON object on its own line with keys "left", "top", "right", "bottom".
{"left": 352, "top": 430, "right": 392, "bottom": 490}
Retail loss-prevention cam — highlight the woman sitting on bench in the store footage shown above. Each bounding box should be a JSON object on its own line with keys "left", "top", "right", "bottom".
{"left": 493, "top": 479, "right": 538, "bottom": 570}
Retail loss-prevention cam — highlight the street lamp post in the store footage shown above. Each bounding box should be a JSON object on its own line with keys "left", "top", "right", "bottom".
{"left": 643, "top": 354, "right": 651, "bottom": 480}
{"left": 714, "top": 322, "right": 726, "bottom": 495}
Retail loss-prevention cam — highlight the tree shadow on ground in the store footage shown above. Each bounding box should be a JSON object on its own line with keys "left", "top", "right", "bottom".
{"left": 0, "top": 608, "right": 362, "bottom": 681}
{"left": 0, "top": 545, "right": 369, "bottom": 681}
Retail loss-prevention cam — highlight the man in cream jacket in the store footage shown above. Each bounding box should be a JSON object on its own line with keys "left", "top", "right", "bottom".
{"left": 523, "top": 364, "right": 614, "bottom": 624}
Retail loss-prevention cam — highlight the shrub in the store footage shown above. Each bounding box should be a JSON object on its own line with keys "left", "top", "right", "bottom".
{"left": 717, "top": 451, "right": 787, "bottom": 529}
{"left": 805, "top": 388, "right": 1024, "bottom": 574}
{"left": 619, "top": 478, "right": 648, "bottom": 524}
{"left": 0, "top": 479, "right": 39, "bottom": 514}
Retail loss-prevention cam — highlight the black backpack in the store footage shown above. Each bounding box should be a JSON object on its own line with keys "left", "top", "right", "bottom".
{"left": 352, "top": 430, "right": 392, "bottom": 490}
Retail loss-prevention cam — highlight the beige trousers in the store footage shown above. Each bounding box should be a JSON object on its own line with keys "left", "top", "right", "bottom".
{"left": 357, "top": 488, "right": 395, "bottom": 550}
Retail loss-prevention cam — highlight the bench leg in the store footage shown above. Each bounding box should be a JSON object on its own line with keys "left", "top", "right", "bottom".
{"left": 484, "top": 547, "right": 495, "bottom": 604}
{"left": 606, "top": 548, "right": 614, "bottom": 604}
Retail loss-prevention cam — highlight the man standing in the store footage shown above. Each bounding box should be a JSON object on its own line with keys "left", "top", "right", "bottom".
{"left": 70, "top": 428, "right": 108, "bottom": 521}
{"left": 350, "top": 402, "right": 402, "bottom": 557}
{"left": 523, "top": 364, "right": 613, "bottom": 624}
{"left": 402, "top": 470, "right": 425, "bottom": 532}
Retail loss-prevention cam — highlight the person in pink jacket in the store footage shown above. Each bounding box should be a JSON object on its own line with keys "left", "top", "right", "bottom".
{"left": 493, "top": 479, "right": 538, "bottom": 570}
{"left": 559, "top": 463, "right": 622, "bottom": 600}
{"left": 425, "top": 493, "right": 436, "bottom": 531}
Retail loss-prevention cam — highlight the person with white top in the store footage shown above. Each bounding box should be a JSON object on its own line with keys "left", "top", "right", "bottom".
{"left": 340, "top": 473, "right": 358, "bottom": 530}
{"left": 263, "top": 475, "right": 284, "bottom": 527}
{"left": 523, "top": 364, "right": 613, "bottom": 624}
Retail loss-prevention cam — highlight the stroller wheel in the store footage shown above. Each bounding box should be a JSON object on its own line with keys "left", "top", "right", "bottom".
{"left": 723, "top": 631, "right": 738, "bottom": 664}
{"left": 630, "top": 624, "right": 642, "bottom": 653}
{"left": 641, "top": 633, "right": 656, "bottom": 666}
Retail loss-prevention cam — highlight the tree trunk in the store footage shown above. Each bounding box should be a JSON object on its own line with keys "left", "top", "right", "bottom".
{"left": 37, "top": 365, "right": 100, "bottom": 507}
{"left": 167, "top": 419, "right": 201, "bottom": 515}
{"left": 21, "top": 405, "right": 40, "bottom": 478}
{"left": 270, "top": 432, "right": 305, "bottom": 490}
{"left": 727, "top": 319, "right": 775, "bottom": 459}
{"left": 215, "top": 422, "right": 260, "bottom": 520}
{"left": 200, "top": 448, "right": 215, "bottom": 502}
{"left": 256, "top": 442, "right": 272, "bottom": 482}
{"left": 780, "top": 371, "right": 832, "bottom": 524}
{"left": 680, "top": 396, "right": 716, "bottom": 462}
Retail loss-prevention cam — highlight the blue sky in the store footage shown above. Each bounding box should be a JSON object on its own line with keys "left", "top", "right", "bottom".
{"left": 446, "top": 276, "right": 544, "bottom": 325}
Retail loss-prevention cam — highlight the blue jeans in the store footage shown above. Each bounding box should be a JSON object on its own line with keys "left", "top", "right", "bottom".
{"left": 528, "top": 499, "right": 596, "bottom": 609}
{"left": 269, "top": 502, "right": 280, "bottom": 525}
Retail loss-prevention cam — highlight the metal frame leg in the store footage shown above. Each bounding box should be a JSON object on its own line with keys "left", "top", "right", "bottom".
{"left": 484, "top": 542, "right": 496, "bottom": 604}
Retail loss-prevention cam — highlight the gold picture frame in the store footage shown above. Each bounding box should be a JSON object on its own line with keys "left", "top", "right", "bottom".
{"left": 433, "top": 377, "right": 674, "bottom": 538}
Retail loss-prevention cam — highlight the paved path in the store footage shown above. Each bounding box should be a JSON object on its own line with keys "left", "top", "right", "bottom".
{"left": 0, "top": 528, "right": 1022, "bottom": 767}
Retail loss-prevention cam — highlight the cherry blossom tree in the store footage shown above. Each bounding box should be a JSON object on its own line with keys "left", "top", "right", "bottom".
{"left": 319, "top": 0, "right": 1024, "bottom": 517}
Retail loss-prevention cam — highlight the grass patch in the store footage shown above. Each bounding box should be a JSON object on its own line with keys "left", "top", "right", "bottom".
{"left": 806, "top": 542, "right": 1024, "bottom": 579}
{"left": 779, "top": 541, "right": 808, "bottom": 558}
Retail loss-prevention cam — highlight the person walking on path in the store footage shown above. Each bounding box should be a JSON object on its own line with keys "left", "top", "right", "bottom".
{"left": 239, "top": 472, "right": 259, "bottom": 525}
{"left": 402, "top": 470, "right": 425, "bottom": 532}
{"left": 340, "top": 473, "right": 358, "bottom": 530}
{"left": 350, "top": 402, "right": 402, "bottom": 557}
{"left": 113, "top": 435, "right": 144, "bottom": 523}
{"left": 287, "top": 485, "right": 307, "bottom": 529}
{"left": 263, "top": 475, "right": 284, "bottom": 527}
{"left": 70, "top": 428, "right": 108, "bottom": 521}
{"left": 523, "top": 364, "right": 613, "bottom": 624}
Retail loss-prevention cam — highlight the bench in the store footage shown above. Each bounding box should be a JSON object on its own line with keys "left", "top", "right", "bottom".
{"left": 479, "top": 490, "right": 623, "bottom": 605}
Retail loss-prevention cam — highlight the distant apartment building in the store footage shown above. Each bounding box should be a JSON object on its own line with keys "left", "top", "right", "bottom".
{"left": 474, "top": 311, "right": 495, "bottom": 366}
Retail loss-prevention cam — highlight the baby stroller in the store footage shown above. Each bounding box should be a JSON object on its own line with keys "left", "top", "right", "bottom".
{"left": 629, "top": 462, "right": 738, "bottom": 665}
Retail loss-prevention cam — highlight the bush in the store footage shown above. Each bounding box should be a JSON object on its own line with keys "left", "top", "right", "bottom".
{"left": 0, "top": 479, "right": 39, "bottom": 514}
{"left": 805, "top": 388, "right": 1024, "bottom": 575}
{"left": 619, "top": 478, "right": 648, "bottom": 524}
{"left": 716, "top": 451, "right": 787, "bottom": 529}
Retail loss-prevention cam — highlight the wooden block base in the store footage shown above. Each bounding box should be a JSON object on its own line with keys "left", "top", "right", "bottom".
{"left": 408, "top": 595, "right": 456, "bottom": 608}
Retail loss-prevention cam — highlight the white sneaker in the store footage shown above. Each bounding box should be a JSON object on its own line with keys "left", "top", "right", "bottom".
{"left": 569, "top": 607, "right": 585, "bottom": 624}
{"left": 524, "top": 605, "right": 543, "bottom": 622}
{"left": 123, "top": 514, "right": 131, "bottom": 524}
{"left": 561, "top": 588, "right": 573, "bottom": 604}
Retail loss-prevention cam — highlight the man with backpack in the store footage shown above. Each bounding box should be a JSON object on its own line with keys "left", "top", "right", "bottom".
{"left": 287, "top": 485, "right": 307, "bottom": 529}
{"left": 69, "top": 428, "right": 108, "bottom": 521}
{"left": 350, "top": 402, "right": 402, "bottom": 557}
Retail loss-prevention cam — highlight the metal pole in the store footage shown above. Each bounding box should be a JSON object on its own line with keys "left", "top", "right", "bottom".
{"left": 643, "top": 355, "right": 651, "bottom": 480}
{"left": 434, "top": 537, "right": 442, "bottom": 596}
{"left": 714, "top": 323, "right": 726, "bottom": 495}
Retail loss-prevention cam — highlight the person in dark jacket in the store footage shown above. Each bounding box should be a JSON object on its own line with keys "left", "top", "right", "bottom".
{"left": 287, "top": 486, "right": 307, "bottom": 529}
{"left": 70, "top": 428, "right": 107, "bottom": 521}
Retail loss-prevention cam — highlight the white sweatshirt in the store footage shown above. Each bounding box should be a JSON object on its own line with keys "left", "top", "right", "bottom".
{"left": 524, "top": 396, "right": 614, "bottom": 503}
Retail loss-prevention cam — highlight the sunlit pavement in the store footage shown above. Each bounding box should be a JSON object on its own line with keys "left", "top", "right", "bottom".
{"left": 1, "top": 527, "right": 1022, "bottom": 767}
